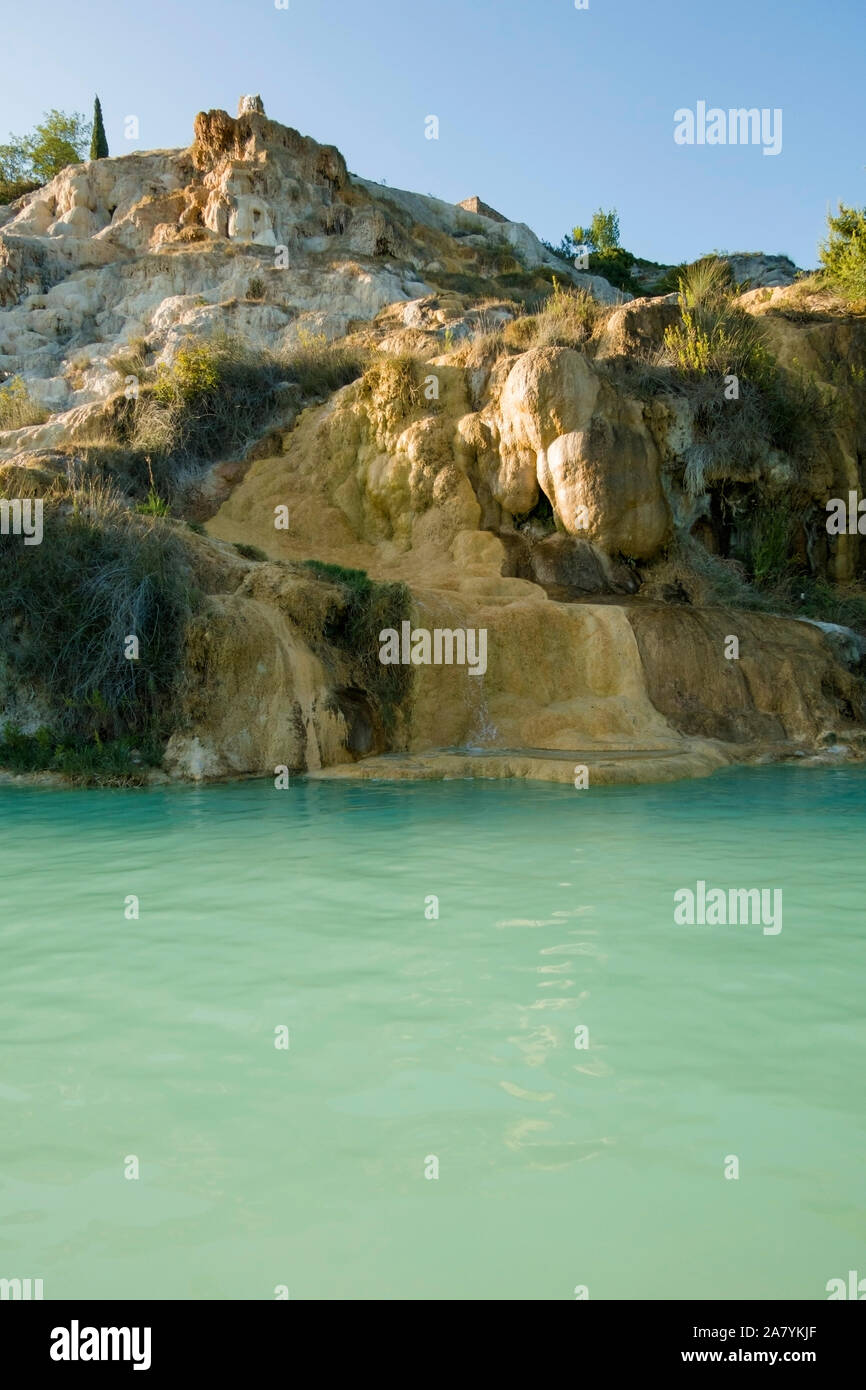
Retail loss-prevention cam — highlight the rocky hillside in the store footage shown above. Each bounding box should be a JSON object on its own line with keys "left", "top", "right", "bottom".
{"left": 0, "top": 99, "right": 576, "bottom": 426}
{"left": 1, "top": 98, "right": 865, "bottom": 785}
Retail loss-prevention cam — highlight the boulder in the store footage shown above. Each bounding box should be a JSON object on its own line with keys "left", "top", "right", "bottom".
{"left": 595, "top": 294, "right": 680, "bottom": 359}
{"left": 723, "top": 252, "right": 801, "bottom": 288}
{"left": 499, "top": 346, "right": 599, "bottom": 452}
{"left": 541, "top": 401, "right": 670, "bottom": 560}
{"left": 571, "top": 270, "right": 633, "bottom": 305}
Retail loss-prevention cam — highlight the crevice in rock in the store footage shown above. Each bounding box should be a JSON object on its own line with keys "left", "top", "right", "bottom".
{"left": 334, "top": 685, "right": 384, "bottom": 758}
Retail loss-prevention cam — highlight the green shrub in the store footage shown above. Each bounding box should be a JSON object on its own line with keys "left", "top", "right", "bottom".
{"left": 648, "top": 258, "right": 836, "bottom": 492}
{"left": 0, "top": 109, "right": 90, "bottom": 186}
{"left": 233, "top": 541, "right": 267, "bottom": 561}
{"left": 819, "top": 202, "right": 866, "bottom": 305}
{"left": 303, "top": 561, "right": 412, "bottom": 732}
{"left": 152, "top": 342, "right": 220, "bottom": 404}
{"left": 136, "top": 486, "right": 171, "bottom": 517}
{"left": 555, "top": 210, "right": 641, "bottom": 293}
{"left": 666, "top": 307, "right": 772, "bottom": 378}
{"left": 663, "top": 257, "right": 775, "bottom": 385}
{"left": 93, "top": 332, "right": 367, "bottom": 491}
{"left": 573, "top": 209, "right": 621, "bottom": 254}
{"left": 246, "top": 276, "right": 266, "bottom": 301}
{"left": 740, "top": 504, "right": 797, "bottom": 586}
{"left": 586, "top": 247, "right": 639, "bottom": 293}
{"left": 0, "top": 478, "right": 197, "bottom": 750}
{"left": 134, "top": 459, "right": 171, "bottom": 516}
{"left": 0, "top": 724, "right": 160, "bottom": 786}
{"left": 544, "top": 236, "right": 639, "bottom": 292}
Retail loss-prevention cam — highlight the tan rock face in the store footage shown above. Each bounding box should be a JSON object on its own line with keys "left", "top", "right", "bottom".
{"left": 405, "top": 591, "right": 680, "bottom": 754}
{"left": 500, "top": 346, "right": 599, "bottom": 451}
{"left": 628, "top": 605, "right": 865, "bottom": 745}
{"left": 164, "top": 562, "right": 397, "bottom": 780}
{"left": 192, "top": 108, "right": 347, "bottom": 191}
{"left": 165, "top": 591, "right": 347, "bottom": 779}
{"left": 496, "top": 346, "right": 596, "bottom": 517}
{"left": 495, "top": 345, "right": 670, "bottom": 558}
{"left": 543, "top": 398, "right": 670, "bottom": 559}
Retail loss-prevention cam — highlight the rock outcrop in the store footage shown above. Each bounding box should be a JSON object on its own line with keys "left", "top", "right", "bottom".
{"left": 0, "top": 104, "right": 576, "bottom": 440}
{"left": 723, "top": 252, "right": 801, "bottom": 288}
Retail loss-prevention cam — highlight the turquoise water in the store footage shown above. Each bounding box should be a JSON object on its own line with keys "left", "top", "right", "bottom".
{"left": 1, "top": 766, "right": 865, "bottom": 1301}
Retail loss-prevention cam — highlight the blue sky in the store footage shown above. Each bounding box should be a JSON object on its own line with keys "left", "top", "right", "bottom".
{"left": 2, "top": 0, "right": 864, "bottom": 269}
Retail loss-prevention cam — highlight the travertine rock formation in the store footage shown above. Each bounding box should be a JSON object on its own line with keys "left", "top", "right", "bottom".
{"left": 0, "top": 103, "right": 572, "bottom": 440}
{"left": 2, "top": 102, "right": 864, "bottom": 784}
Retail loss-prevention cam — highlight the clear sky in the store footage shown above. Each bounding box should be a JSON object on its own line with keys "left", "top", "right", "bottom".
{"left": 2, "top": 0, "right": 864, "bottom": 269}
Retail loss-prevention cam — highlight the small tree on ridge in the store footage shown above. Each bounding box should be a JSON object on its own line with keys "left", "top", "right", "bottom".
{"left": 90, "top": 96, "right": 109, "bottom": 161}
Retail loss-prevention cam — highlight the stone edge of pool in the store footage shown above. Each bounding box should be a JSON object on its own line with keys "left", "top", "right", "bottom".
{"left": 305, "top": 739, "right": 862, "bottom": 786}
{"left": 2, "top": 740, "right": 862, "bottom": 790}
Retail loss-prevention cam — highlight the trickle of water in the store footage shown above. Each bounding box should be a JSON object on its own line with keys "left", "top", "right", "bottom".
{"left": 464, "top": 675, "right": 499, "bottom": 748}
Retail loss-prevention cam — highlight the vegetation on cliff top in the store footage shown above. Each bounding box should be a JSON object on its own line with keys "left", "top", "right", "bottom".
{"left": 659, "top": 255, "right": 832, "bottom": 481}
{"left": 0, "top": 108, "right": 91, "bottom": 203}
{"left": 89, "top": 95, "right": 109, "bottom": 162}
{"left": 820, "top": 202, "right": 866, "bottom": 308}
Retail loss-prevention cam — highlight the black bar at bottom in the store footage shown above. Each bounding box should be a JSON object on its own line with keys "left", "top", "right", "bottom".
{"left": 2, "top": 1299, "right": 862, "bottom": 1375}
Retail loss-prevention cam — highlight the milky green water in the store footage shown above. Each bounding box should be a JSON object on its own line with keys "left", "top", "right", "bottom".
{"left": 1, "top": 767, "right": 864, "bottom": 1301}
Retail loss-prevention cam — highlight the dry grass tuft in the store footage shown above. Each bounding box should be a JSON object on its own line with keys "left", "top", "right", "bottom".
{"left": 0, "top": 376, "right": 49, "bottom": 431}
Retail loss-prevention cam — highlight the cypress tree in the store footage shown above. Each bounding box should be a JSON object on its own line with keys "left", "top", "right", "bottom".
{"left": 89, "top": 96, "right": 108, "bottom": 160}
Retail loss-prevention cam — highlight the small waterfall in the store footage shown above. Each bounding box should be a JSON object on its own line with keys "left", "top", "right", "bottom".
{"left": 464, "top": 672, "right": 498, "bottom": 750}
